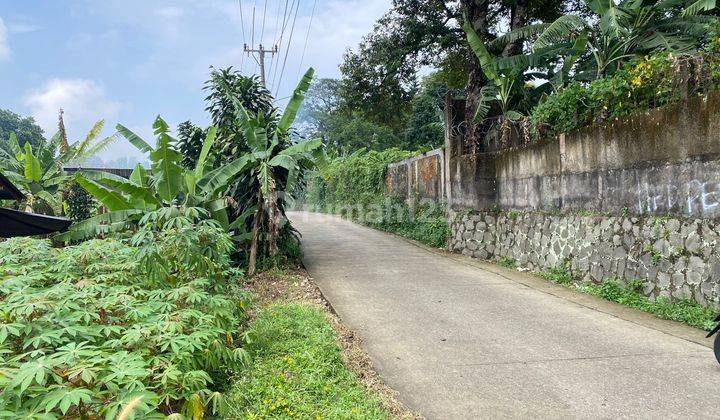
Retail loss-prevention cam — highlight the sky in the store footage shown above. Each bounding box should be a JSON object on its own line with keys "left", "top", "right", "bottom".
{"left": 0, "top": 0, "right": 390, "bottom": 165}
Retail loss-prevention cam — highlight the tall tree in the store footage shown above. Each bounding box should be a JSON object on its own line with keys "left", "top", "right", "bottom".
{"left": 340, "top": 0, "right": 575, "bottom": 142}
{"left": 0, "top": 109, "right": 44, "bottom": 150}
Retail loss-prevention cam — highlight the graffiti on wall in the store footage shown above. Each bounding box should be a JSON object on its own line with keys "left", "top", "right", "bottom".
{"left": 636, "top": 179, "right": 720, "bottom": 217}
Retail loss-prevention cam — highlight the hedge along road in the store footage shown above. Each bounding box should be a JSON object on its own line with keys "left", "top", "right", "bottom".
{"left": 288, "top": 211, "right": 720, "bottom": 419}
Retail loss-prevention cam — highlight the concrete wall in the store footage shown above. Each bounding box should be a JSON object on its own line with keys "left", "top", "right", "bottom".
{"left": 440, "top": 91, "right": 720, "bottom": 219}
{"left": 386, "top": 149, "right": 445, "bottom": 202}
{"left": 450, "top": 211, "right": 720, "bottom": 307}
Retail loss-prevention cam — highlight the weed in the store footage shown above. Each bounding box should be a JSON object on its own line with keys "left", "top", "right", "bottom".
{"left": 541, "top": 262, "right": 575, "bottom": 285}
{"left": 643, "top": 244, "right": 663, "bottom": 265}
{"left": 507, "top": 210, "right": 521, "bottom": 220}
{"left": 580, "top": 280, "right": 718, "bottom": 331}
{"left": 496, "top": 256, "right": 518, "bottom": 269}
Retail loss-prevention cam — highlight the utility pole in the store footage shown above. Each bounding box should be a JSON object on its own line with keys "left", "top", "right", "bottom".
{"left": 244, "top": 43, "right": 278, "bottom": 86}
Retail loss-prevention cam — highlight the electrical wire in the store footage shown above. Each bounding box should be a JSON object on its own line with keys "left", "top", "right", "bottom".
{"left": 238, "top": 0, "right": 247, "bottom": 72}
{"left": 268, "top": 0, "right": 294, "bottom": 89}
{"left": 274, "top": 0, "right": 300, "bottom": 96}
{"left": 296, "top": 0, "right": 316, "bottom": 80}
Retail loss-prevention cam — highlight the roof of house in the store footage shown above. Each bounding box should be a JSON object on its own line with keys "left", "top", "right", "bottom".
{"left": 63, "top": 167, "right": 135, "bottom": 179}
{"left": 0, "top": 172, "right": 24, "bottom": 200}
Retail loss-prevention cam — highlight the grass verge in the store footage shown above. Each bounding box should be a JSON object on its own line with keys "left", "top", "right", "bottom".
{"left": 224, "top": 303, "right": 389, "bottom": 418}
{"left": 224, "top": 269, "right": 415, "bottom": 419}
{"left": 578, "top": 280, "right": 717, "bottom": 331}
{"left": 535, "top": 264, "right": 717, "bottom": 331}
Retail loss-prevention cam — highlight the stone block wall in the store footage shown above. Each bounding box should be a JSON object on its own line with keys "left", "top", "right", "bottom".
{"left": 450, "top": 211, "right": 720, "bottom": 307}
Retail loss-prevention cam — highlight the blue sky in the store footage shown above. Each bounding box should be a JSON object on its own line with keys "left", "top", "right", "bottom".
{"left": 0, "top": 0, "right": 389, "bottom": 164}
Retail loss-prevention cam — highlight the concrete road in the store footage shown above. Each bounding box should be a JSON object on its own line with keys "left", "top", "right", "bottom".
{"left": 289, "top": 212, "right": 720, "bottom": 419}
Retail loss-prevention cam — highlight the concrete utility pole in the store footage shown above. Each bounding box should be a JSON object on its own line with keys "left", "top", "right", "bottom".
{"left": 244, "top": 43, "right": 278, "bottom": 86}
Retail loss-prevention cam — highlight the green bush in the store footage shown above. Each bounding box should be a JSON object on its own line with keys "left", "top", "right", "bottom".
{"left": 541, "top": 263, "right": 575, "bottom": 285}
{"left": 307, "top": 148, "right": 415, "bottom": 208}
{"left": 305, "top": 149, "right": 451, "bottom": 248}
{"left": 0, "top": 223, "right": 250, "bottom": 418}
{"left": 366, "top": 199, "right": 450, "bottom": 248}
{"left": 496, "top": 257, "right": 518, "bottom": 269}
{"left": 224, "top": 303, "right": 388, "bottom": 419}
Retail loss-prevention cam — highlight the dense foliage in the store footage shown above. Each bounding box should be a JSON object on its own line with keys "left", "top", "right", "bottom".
{"left": 175, "top": 121, "right": 207, "bottom": 169}
{"left": 224, "top": 303, "right": 388, "bottom": 418}
{"left": 304, "top": 148, "right": 450, "bottom": 248}
{"left": 0, "top": 219, "right": 249, "bottom": 418}
{"left": 529, "top": 51, "right": 720, "bottom": 138}
{"left": 306, "top": 148, "right": 414, "bottom": 208}
{"left": 0, "top": 109, "right": 44, "bottom": 149}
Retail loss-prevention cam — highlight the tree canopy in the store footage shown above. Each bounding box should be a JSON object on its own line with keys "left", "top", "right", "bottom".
{"left": 0, "top": 109, "right": 45, "bottom": 149}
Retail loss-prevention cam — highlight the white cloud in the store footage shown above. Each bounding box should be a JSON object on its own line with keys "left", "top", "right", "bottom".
{"left": 0, "top": 17, "right": 10, "bottom": 59}
{"left": 7, "top": 22, "right": 41, "bottom": 34}
{"left": 23, "top": 78, "right": 121, "bottom": 140}
{"left": 154, "top": 6, "right": 183, "bottom": 19}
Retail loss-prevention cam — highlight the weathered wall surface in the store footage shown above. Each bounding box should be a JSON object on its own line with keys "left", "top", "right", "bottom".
{"left": 450, "top": 211, "right": 720, "bottom": 307}
{"left": 386, "top": 149, "right": 444, "bottom": 202}
{"left": 448, "top": 91, "right": 720, "bottom": 218}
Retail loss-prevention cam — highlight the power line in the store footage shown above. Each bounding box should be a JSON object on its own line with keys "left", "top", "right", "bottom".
{"left": 268, "top": 0, "right": 294, "bottom": 89}
{"left": 274, "top": 0, "right": 300, "bottom": 96}
{"left": 238, "top": 0, "right": 247, "bottom": 71}
{"left": 259, "top": 0, "right": 268, "bottom": 45}
{"left": 266, "top": 0, "right": 286, "bottom": 87}
{"left": 296, "top": 0, "right": 316, "bottom": 80}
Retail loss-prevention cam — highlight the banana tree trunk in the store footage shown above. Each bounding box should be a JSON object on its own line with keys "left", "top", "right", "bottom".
{"left": 267, "top": 179, "right": 280, "bottom": 257}
{"left": 247, "top": 191, "right": 264, "bottom": 276}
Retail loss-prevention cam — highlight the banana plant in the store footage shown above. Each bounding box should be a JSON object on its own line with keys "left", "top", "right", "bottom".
{"left": 231, "top": 68, "right": 326, "bottom": 275}
{"left": 463, "top": 22, "right": 537, "bottom": 147}
{"left": 532, "top": 0, "right": 717, "bottom": 79}
{"left": 58, "top": 117, "right": 255, "bottom": 241}
{"left": 0, "top": 121, "right": 116, "bottom": 214}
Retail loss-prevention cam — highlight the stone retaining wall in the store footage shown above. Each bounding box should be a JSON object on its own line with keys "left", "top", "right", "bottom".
{"left": 450, "top": 211, "right": 720, "bottom": 307}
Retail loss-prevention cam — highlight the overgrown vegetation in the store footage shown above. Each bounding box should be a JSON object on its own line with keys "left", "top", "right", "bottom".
{"left": 366, "top": 199, "right": 450, "bottom": 248}
{"left": 533, "top": 263, "right": 715, "bottom": 330}
{"left": 224, "top": 303, "right": 388, "bottom": 419}
{"left": 0, "top": 217, "right": 249, "bottom": 418}
{"left": 304, "top": 148, "right": 451, "bottom": 248}
{"left": 529, "top": 51, "right": 720, "bottom": 139}
{"left": 580, "top": 280, "right": 717, "bottom": 331}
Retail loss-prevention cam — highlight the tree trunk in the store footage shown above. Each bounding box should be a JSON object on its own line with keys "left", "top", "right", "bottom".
{"left": 267, "top": 178, "right": 280, "bottom": 257}
{"left": 247, "top": 191, "right": 264, "bottom": 276}
{"left": 460, "top": 0, "right": 491, "bottom": 152}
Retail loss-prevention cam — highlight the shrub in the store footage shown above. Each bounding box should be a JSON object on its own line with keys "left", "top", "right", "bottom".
{"left": 366, "top": 198, "right": 450, "bottom": 248}
{"left": 307, "top": 148, "right": 415, "bottom": 209}
{"left": 0, "top": 223, "right": 249, "bottom": 418}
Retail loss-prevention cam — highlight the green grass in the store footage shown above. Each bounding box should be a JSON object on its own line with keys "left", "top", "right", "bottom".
{"left": 224, "top": 303, "right": 388, "bottom": 419}
{"left": 579, "top": 280, "right": 717, "bottom": 331}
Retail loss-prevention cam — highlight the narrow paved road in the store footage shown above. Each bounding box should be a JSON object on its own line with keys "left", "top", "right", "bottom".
{"left": 289, "top": 212, "right": 720, "bottom": 419}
